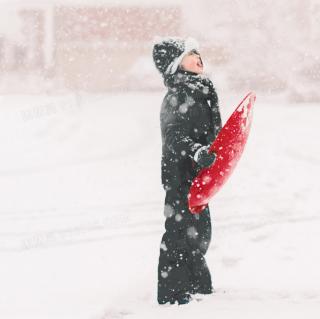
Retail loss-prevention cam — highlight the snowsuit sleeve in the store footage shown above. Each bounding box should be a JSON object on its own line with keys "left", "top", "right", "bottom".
{"left": 162, "top": 95, "right": 203, "bottom": 160}
{"left": 164, "top": 121, "right": 203, "bottom": 159}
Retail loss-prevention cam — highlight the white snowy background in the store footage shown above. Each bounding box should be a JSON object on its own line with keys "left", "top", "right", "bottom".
{"left": 0, "top": 1, "right": 319, "bottom": 319}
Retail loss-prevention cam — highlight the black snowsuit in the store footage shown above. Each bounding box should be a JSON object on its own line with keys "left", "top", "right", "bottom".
{"left": 157, "top": 69, "right": 222, "bottom": 304}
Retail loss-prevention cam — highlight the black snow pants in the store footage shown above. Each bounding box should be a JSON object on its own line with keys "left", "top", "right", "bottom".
{"left": 157, "top": 184, "right": 213, "bottom": 304}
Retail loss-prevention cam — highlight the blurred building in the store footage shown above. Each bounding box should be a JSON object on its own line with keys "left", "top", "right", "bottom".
{"left": 0, "top": 0, "right": 319, "bottom": 101}
{"left": 0, "top": 2, "right": 184, "bottom": 93}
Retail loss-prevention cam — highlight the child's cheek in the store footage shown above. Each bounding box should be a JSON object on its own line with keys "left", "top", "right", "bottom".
{"left": 193, "top": 61, "right": 198, "bottom": 70}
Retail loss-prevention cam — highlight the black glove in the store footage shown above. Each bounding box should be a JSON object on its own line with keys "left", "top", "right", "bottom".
{"left": 193, "top": 145, "right": 217, "bottom": 168}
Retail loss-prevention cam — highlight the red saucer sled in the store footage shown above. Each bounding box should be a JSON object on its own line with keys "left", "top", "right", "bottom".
{"left": 188, "top": 92, "right": 256, "bottom": 214}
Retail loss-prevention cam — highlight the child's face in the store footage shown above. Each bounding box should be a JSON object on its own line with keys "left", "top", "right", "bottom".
{"left": 179, "top": 50, "right": 203, "bottom": 74}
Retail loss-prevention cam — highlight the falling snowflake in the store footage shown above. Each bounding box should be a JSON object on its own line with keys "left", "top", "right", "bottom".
{"left": 169, "top": 95, "right": 178, "bottom": 107}
{"left": 164, "top": 204, "right": 174, "bottom": 218}
{"left": 187, "top": 226, "right": 198, "bottom": 239}
{"left": 160, "top": 242, "right": 168, "bottom": 251}
{"left": 179, "top": 103, "right": 188, "bottom": 113}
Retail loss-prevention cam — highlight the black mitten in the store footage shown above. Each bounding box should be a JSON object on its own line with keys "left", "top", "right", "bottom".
{"left": 193, "top": 145, "right": 217, "bottom": 168}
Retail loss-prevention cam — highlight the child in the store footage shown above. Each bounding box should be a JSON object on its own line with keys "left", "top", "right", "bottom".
{"left": 152, "top": 36, "right": 222, "bottom": 305}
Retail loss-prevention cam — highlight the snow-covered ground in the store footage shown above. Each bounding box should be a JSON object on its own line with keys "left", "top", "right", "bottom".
{"left": 0, "top": 92, "right": 319, "bottom": 319}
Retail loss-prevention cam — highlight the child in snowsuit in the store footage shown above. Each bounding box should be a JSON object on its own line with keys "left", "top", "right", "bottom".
{"left": 152, "top": 37, "right": 222, "bottom": 305}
